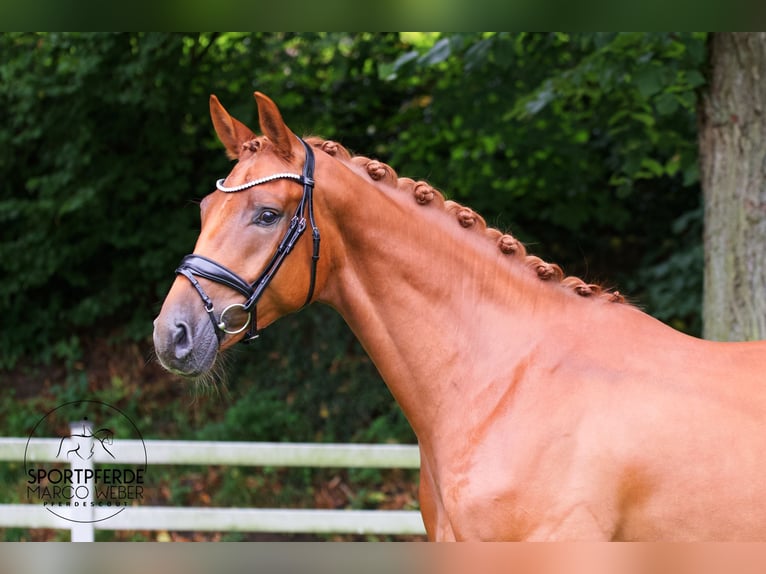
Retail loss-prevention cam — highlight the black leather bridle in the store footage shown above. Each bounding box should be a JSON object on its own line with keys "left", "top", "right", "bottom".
{"left": 175, "top": 138, "right": 319, "bottom": 342}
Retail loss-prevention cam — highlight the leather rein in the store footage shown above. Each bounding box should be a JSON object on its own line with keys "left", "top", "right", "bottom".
{"left": 175, "top": 138, "right": 320, "bottom": 342}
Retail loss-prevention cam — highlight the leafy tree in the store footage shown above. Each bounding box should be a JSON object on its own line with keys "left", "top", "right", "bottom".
{"left": 1, "top": 33, "right": 200, "bottom": 367}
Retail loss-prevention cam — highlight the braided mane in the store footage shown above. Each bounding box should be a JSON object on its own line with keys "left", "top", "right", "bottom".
{"left": 302, "top": 137, "right": 625, "bottom": 304}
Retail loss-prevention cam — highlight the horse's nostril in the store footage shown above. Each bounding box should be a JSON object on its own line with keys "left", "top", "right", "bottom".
{"left": 172, "top": 320, "right": 194, "bottom": 360}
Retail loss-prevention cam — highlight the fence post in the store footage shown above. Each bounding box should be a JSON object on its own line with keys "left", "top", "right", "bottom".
{"left": 68, "top": 420, "right": 95, "bottom": 542}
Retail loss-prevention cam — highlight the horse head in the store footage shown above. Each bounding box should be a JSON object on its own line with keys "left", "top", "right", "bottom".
{"left": 96, "top": 428, "right": 114, "bottom": 446}
{"left": 153, "top": 93, "right": 328, "bottom": 377}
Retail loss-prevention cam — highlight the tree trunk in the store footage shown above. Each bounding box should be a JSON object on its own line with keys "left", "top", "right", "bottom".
{"left": 699, "top": 33, "right": 766, "bottom": 342}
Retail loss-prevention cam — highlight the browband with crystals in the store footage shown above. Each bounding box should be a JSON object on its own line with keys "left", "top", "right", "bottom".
{"left": 215, "top": 173, "right": 304, "bottom": 193}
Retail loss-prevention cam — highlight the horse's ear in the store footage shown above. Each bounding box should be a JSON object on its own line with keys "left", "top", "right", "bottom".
{"left": 209, "top": 94, "right": 256, "bottom": 160}
{"left": 254, "top": 91, "right": 296, "bottom": 160}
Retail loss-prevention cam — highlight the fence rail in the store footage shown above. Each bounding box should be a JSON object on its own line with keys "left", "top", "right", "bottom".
{"left": 0, "top": 436, "right": 424, "bottom": 541}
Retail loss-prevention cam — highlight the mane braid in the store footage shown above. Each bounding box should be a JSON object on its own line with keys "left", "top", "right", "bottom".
{"left": 304, "top": 136, "right": 626, "bottom": 304}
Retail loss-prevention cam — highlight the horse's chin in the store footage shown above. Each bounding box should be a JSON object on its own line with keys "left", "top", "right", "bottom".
{"left": 165, "top": 360, "right": 216, "bottom": 380}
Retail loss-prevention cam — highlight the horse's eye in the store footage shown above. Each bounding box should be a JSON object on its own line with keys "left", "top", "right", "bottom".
{"left": 254, "top": 209, "right": 280, "bottom": 226}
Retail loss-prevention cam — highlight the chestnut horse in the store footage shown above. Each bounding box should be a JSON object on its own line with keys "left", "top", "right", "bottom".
{"left": 154, "top": 92, "right": 766, "bottom": 541}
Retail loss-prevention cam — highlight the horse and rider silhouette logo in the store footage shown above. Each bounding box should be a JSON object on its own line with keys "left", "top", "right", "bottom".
{"left": 55, "top": 417, "right": 115, "bottom": 461}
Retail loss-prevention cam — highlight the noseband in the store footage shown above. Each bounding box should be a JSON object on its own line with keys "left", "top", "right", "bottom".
{"left": 175, "top": 138, "right": 319, "bottom": 343}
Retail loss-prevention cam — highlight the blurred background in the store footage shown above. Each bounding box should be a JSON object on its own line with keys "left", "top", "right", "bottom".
{"left": 0, "top": 32, "right": 709, "bottom": 540}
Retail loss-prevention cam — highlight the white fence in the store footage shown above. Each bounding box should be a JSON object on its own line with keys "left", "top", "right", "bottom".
{"left": 0, "top": 431, "right": 425, "bottom": 541}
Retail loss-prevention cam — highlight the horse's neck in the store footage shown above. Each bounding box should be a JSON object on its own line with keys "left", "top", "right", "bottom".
{"left": 318, "top": 180, "right": 576, "bottom": 441}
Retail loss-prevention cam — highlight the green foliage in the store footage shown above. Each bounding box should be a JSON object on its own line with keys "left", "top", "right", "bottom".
{"left": 1, "top": 33, "right": 200, "bottom": 367}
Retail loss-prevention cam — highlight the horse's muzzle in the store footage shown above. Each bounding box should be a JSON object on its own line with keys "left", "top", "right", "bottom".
{"left": 153, "top": 311, "right": 218, "bottom": 377}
